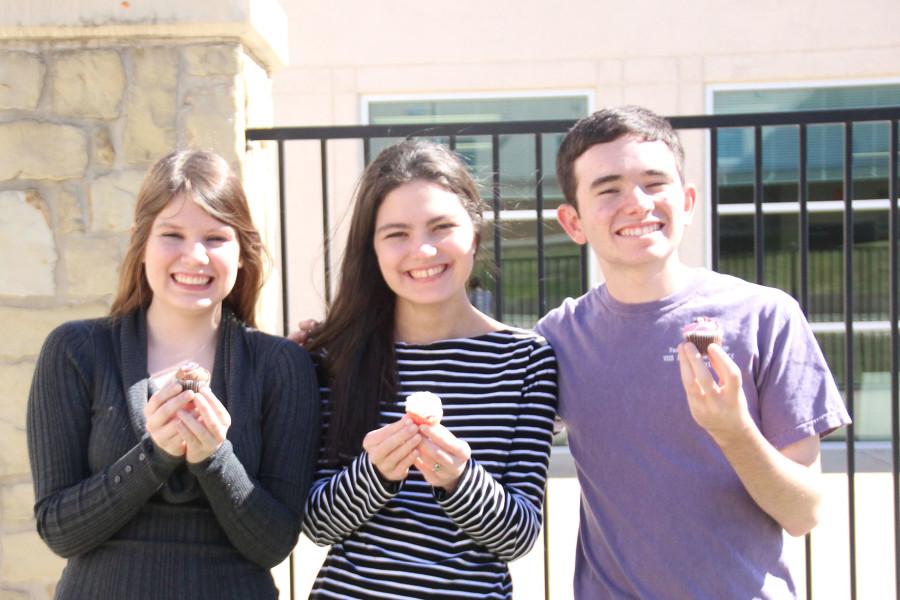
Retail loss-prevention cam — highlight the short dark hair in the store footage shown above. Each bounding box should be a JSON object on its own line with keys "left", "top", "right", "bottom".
{"left": 556, "top": 105, "right": 685, "bottom": 208}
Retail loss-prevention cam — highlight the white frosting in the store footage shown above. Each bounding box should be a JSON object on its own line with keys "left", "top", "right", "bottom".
{"left": 404, "top": 391, "right": 443, "bottom": 421}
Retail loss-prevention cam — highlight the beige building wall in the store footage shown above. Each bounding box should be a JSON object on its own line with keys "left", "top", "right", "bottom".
{"left": 0, "top": 2, "right": 289, "bottom": 597}
{"left": 273, "top": 0, "right": 900, "bottom": 323}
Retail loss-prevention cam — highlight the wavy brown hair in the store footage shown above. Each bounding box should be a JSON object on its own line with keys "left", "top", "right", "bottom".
{"left": 109, "top": 150, "right": 268, "bottom": 326}
{"left": 308, "top": 139, "right": 484, "bottom": 463}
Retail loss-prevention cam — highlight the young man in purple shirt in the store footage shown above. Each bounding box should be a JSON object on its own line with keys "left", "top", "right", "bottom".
{"left": 535, "top": 106, "right": 851, "bottom": 598}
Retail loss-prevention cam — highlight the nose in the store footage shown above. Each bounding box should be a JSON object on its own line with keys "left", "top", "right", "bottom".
{"left": 411, "top": 233, "right": 439, "bottom": 258}
{"left": 623, "top": 186, "right": 654, "bottom": 213}
{"left": 414, "top": 241, "right": 438, "bottom": 258}
{"left": 184, "top": 240, "right": 210, "bottom": 264}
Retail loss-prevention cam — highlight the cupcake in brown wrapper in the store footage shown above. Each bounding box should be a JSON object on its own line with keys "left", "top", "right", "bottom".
{"left": 175, "top": 361, "right": 211, "bottom": 393}
{"left": 681, "top": 317, "right": 723, "bottom": 356}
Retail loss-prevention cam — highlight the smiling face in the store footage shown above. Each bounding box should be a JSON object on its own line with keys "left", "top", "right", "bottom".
{"left": 143, "top": 193, "right": 241, "bottom": 319}
{"left": 557, "top": 135, "right": 696, "bottom": 279}
{"left": 373, "top": 180, "right": 477, "bottom": 312}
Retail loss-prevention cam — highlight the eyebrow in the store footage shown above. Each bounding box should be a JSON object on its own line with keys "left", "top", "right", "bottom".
{"left": 587, "top": 169, "right": 671, "bottom": 190}
{"left": 153, "top": 220, "right": 233, "bottom": 233}
{"left": 375, "top": 215, "right": 452, "bottom": 234}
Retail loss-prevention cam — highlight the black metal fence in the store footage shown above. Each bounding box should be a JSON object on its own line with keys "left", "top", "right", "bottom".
{"left": 247, "top": 106, "right": 900, "bottom": 600}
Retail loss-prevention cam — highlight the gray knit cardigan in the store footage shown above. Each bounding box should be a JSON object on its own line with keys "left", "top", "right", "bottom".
{"left": 27, "top": 307, "right": 320, "bottom": 599}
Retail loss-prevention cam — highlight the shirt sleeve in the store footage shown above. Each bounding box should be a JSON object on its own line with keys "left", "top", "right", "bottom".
{"left": 755, "top": 295, "right": 851, "bottom": 449}
{"left": 27, "top": 322, "right": 181, "bottom": 558}
{"left": 189, "top": 340, "right": 321, "bottom": 568}
{"left": 437, "top": 339, "right": 558, "bottom": 561}
{"left": 301, "top": 449, "right": 400, "bottom": 545}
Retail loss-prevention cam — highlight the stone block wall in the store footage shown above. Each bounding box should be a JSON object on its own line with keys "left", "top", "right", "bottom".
{"left": 0, "top": 39, "right": 280, "bottom": 598}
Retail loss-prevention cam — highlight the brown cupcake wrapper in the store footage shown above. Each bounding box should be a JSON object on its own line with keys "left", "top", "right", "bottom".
{"left": 177, "top": 378, "right": 207, "bottom": 393}
{"left": 684, "top": 333, "right": 722, "bottom": 355}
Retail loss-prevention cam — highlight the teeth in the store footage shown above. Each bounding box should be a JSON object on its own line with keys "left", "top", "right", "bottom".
{"left": 619, "top": 223, "right": 662, "bottom": 237}
{"left": 409, "top": 265, "right": 445, "bottom": 279}
{"left": 173, "top": 274, "right": 211, "bottom": 285}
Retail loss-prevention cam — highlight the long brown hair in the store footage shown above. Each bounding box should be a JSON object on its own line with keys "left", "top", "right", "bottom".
{"left": 308, "top": 139, "right": 484, "bottom": 463}
{"left": 109, "top": 150, "right": 268, "bottom": 326}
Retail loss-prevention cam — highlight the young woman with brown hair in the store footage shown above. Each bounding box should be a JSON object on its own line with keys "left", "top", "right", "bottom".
{"left": 301, "top": 139, "right": 558, "bottom": 599}
{"left": 27, "top": 150, "right": 320, "bottom": 599}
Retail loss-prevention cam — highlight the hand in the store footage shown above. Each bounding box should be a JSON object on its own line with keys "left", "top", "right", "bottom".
{"left": 414, "top": 423, "right": 471, "bottom": 494}
{"left": 287, "top": 318, "right": 320, "bottom": 347}
{"left": 362, "top": 417, "right": 421, "bottom": 482}
{"left": 174, "top": 386, "right": 232, "bottom": 464}
{"left": 677, "top": 342, "right": 756, "bottom": 447}
{"left": 145, "top": 381, "right": 192, "bottom": 458}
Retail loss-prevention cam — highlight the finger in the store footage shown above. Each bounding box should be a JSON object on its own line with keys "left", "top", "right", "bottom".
{"left": 678, "top": 343, "right": 716, "bottom": 392}
{"left": 152, "top": 421, "right": 185, "bottom": 451}
{"left": 677, "top": 343, "right": 698, "bottom": 389}
{"left": 193, "top": 389, "right": 230, "bottom": 430}
{"left": 413, "top": 455, "right": 448, "bottom": 488}
{"left": 382, "top": 433, "right": 422, "bottom": 468}
{"left": 286, "top": 330, "right": 307, "bottom": 344}
{"left": 146, "top": 391, "right": 193, "bottom": 430}
{"left": 365, "top": 417, "right": 415, "bottom": 448}
{"left": 416, "top": 437, "right": 458, "bottom": 466}
{"left": 177, "top": 410, "right": 215, "bottom": 447}
{"left": 419, "top": 424, "right": 467, "bottom": 457}
{"left": 706, "top": 343, "right": 742, "bottom": 393}
{"left": 146, "top": 381, "right": 184, "bottom": 415}
{"left": 391, "top": 448, "right": 419, "bottom": 474}
{"left": 173, "top": 416, "right": 199, "bottom": 444}
{"left": 376, "top": 447, "right": 418, "bottom": 482}
{"left": 298, "top": 318, "right": 319, "bottom": 331}
{"left": 367, "top": 421, "right": 419, "bottom": 465}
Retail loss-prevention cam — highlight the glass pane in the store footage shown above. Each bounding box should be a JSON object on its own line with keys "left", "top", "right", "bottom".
{"left": 718, "top": 211, "right": 892, "bottom": 322}
{"left": 369, "top": 96, "right": 588, "bottom": 124}
{"left": 714, "top": 86, "right": 900, "bottom": 203}
{"left": 814, "top": 330, "right": 893, "bottom": 441}
{"left": 713, "top": 83, "right": 900, "bottom": 114}
{"left": 474, "top": 218, "right": 582, "bottom": 328}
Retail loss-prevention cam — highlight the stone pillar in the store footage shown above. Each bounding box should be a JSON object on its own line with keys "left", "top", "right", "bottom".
{"left": 0, "top": 2, "right": 288, "bottom": 597}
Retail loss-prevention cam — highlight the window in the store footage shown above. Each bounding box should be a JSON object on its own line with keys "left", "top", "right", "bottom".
{"left": 711, "top": 82, "right": 900, "bottom": 440}
{"left": 366, "top": 93, "right": 591, "bottom": 327}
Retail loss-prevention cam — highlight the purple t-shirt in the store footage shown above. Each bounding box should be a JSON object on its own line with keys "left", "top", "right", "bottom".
{"left": 536, "top": 269, "right": 850, "bottom": 599}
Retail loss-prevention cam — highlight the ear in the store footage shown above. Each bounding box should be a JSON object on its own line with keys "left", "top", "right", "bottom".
{"left": 557, "top": 203, "right": 587, "bottom": 245}
{"left": 682, "top": 183, "right": 697, "bottom": 225}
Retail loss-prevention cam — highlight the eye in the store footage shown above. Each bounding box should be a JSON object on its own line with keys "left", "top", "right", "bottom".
{"left": 207, "top": 235, "right": 229, "bottom": 243}
{"left": 160, "top": 231, "right": 182, "bottom": 239}
{"left": 384, "top": 231, "right": 407, "bottom": 240}
{"left": 598, "top": 188, "right": 618, "bottom": 197}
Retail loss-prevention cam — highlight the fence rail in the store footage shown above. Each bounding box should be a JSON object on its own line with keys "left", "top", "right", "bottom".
{"left": 247, "top": 106, "right": 900, "bottom": 600}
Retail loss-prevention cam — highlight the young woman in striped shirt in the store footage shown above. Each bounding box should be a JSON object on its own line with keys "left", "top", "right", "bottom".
{"left": 301, "top": 140, "right": 559, "bottom": 599}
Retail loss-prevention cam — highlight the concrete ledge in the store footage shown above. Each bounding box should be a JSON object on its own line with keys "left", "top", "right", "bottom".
{"left": 0, "top": 0, "right": 288, "bottom": 70}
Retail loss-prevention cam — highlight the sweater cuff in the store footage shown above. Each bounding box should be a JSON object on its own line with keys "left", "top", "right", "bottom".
{"left": 435, "top": 458, "right": 478, "bottom": 506}
{"left": 104, "top": 436, "right": 181, "bottom": 496}
{"left": 140, "top": 435, "right": 183, "bottom": 480}
{"left": 358, "top": 451, "right": 402, "bottom": 498}
{"left": 187, "top": 440, "right": 253, "bottom": 507}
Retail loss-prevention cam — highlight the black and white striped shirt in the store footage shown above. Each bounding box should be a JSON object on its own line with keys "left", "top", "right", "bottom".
{"left": 303, "top": 330, "right": 558, "bottom": 599}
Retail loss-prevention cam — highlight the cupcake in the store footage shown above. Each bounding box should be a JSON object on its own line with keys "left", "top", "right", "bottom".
{"left": 404, "top": 391, "right": 443, "bottom": 426}
{"left": 175, "top": 361, "right": 211, "bottom": 393}
{"left": 682, "top": 317, "right": 723, "bottom": 355}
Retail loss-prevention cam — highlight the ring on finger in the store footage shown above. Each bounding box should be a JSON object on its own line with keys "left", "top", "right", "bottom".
{"left": 433, "top": 462, "right": 441, "bottom": 472}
